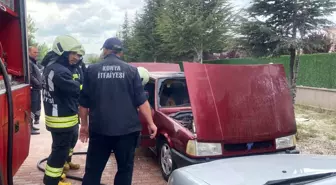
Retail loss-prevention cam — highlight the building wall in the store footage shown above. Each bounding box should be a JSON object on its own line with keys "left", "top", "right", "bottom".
{"left": 296, "top": 86, "right": 336, "bottom": 110}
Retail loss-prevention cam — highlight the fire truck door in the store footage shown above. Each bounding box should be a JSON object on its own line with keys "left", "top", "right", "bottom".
{"left": 11, "top": 86, "right": 31, "bottom": 175}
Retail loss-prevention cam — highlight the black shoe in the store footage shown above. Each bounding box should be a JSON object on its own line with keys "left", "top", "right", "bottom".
{"left": 31, "top": 129, "right": 40, "bottom": 135}
{"left": 32, "top": 125, "right": 40, "bottom": 131}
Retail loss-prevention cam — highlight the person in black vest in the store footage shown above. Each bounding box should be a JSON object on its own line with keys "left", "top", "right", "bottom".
{"left": 42, "top": 35, "right": 83, "bottom": 185}
{"left": 63, "top": 46, "right": 85, "bottom": 173}
{"left": 29, "top": 46, "right": 42, "bottom": 135}
{"left": 79, "top": 37, "right": 157, "bottom": 185}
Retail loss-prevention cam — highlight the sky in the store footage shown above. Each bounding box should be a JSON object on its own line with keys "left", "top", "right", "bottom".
{"left": 26, "top": 0, "right": 335, "bottom": 55}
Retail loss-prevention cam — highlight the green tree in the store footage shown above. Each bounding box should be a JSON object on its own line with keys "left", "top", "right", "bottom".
{"left": 126, "top": 12, "right": 143, "bottom": 62}
{"left": 238, "top": 21, "right": 280, "bottom": 57}
{"left": 27, "top": 15, "right": 38, "bottom": 46}
{"left": 156, "top": 0, "right": 234, "bottom": 63}
{"left": 128, "top": 0, "right": 168, "bottom": 62}
{"left": 121, "top": 12, "right": 131, "bottom": 61}
{"left": 115, "top": 30, "right": 122, "bottom": 39}
{"left": 247, "top": 0, "right": 336, "bottom": 102}
{"left": 302, "top": 32, "right": 333, "bottom": 54}
{"left": 37, "top": 43, "right": 50, "bottom": 62}
{"left": 26, "top": 15, "right": 52, "bottom": 63}
{"left": 87, "top": 56, "right": 100, "bottom": 64}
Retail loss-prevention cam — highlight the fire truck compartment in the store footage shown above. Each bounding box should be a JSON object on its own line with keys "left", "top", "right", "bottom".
{"left": 0, "top": 0, "right": 31, "bottom": 183}
{"left": 0, "top": 0, "right": 26, "bottom": 77}
{"left": 0, "top": 84, "right": 31, "bottom": 183}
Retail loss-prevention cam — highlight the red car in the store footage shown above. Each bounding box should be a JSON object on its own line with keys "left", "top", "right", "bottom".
{"left": 131, "top": 62, "right": 299, "bottom": 181}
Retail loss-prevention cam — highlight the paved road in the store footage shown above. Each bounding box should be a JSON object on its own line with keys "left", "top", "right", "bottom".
{"left": 13, "top": 109, "right": 166, "bottom": 185}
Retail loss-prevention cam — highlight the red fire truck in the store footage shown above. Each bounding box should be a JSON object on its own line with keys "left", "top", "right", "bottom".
{"left": 0, "top": 0, "right": 31, "bottom": 185}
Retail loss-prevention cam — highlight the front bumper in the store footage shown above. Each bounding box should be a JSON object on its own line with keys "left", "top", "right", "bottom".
{"left": 279, "top": 148, "right": 300, "bottom": 154}
{"left": 171, "top": 148, "right": 300, "bottom": 168}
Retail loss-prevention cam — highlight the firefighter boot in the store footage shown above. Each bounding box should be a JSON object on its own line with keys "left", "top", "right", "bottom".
{"left": 60, "top": 173, "right": 67, "bottom": 181}
{"left": 68, "top": 162, "right": 80, "bottom": 170}
{"left": 63, "top": 163, "right": 70, "bottom": 173}
{"left": 58, "top": 181, "right": 71, "bottom": 185}
{"left": 59, "top": 173, "right": 72, "bottom": 185}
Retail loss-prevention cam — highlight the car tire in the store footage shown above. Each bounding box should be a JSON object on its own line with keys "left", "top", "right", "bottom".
{"left": 158, "top": 140, "right": 176, "bottom": 181}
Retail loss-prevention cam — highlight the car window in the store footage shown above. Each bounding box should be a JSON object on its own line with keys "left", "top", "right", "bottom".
{"left": 159, "top": 78, "right": 190, "bottom": 107}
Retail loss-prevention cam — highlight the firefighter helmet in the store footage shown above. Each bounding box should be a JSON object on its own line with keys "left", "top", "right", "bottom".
{"left": 52, "top": 35, "right": 82, "bottom": 56}
{"left": 137, "top": 67, "right": 150, "bottom": 85}
{"left": 78, "top": 45, "right": 85, "bottom": 56}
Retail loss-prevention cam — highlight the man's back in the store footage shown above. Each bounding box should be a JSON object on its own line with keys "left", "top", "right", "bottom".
{"left": 79, "top": 37, "right": 157, "bottom": 185}
{"left": 80, "top": 54, "right": 147, "bottom": 136}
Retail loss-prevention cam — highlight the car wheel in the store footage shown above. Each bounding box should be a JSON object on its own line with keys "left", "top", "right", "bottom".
{"left": 159, "top": 140, "right": 176, "bottom": 181}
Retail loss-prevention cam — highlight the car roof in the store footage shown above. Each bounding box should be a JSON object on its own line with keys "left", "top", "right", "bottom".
{"left": 149, "top": 71, "right": 185, "bottom": 80}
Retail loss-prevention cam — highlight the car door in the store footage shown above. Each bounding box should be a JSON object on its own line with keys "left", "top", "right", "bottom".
{"left": 139, "top": 79, "right": 156, "bottom": 147}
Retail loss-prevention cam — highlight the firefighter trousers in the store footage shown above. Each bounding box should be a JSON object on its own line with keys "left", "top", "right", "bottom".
{"left": 67, "top": 124, "right": 79, "bottom": 163}
{"left": 30, "top": 89, "right": 41, "bottom": 122}
{"left": 43, "top": 131, "right": 73, "bottom": 185}
{"left": 82, "top": 131, "right": 140, "bottom": 185}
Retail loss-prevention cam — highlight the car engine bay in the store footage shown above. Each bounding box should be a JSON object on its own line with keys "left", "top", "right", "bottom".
{"left": 169, "top": 110, "right": 194, "bottom": 132}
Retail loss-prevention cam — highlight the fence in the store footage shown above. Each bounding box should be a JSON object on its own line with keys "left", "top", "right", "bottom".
{"left": 296, "top": 86, "right": 336, "bottom": 110}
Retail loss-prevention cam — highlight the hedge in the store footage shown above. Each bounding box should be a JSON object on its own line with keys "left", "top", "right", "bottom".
{"left": 178, "top": 53, "right": 336, "bottom": 89}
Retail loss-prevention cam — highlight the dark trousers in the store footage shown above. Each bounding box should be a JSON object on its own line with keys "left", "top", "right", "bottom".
{"left": 43, "top": 131, "right": 72, "bottom": 185}
{"left": 82, "top": 131, "right": 140, "bottom": 185}
{"left": 67, "top": 124, "right": 79, "bottom": 163}
{"left": 30, "top": 89, "right": 41, "bottom": 122}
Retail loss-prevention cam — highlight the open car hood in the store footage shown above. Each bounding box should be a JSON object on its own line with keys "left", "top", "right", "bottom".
{"left": 183, "top": 62, "right": 296, "bottom": 142}
{"left": 129, "top": 62, "right": 181, "bottom": 72}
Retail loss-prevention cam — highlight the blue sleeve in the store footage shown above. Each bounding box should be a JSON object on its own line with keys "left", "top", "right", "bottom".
{"left": 79, "top": 66, "right": 90, "bottom": 108}
{"left": 133, "top": 69, "right": 147, "bottom": 107}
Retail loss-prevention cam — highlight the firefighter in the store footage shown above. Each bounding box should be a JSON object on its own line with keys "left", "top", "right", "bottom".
{"left": 28, "top": 46, "right": 42, "bottom": 135}
{"left": 63, "top": 46, "right": 85, "bottom": 173}
{"left": 78, "top": 37, "right": 157, "bottom": 185}
{"left": 41, "top": 35, "right": 83, "bottom": 185}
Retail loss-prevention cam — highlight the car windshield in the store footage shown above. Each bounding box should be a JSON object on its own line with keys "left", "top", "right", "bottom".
{"left": 264, "top": 172, "right": 336, "bottom": 185}
{"left": 158, "top": 78, "right": 190, "bottom": 107}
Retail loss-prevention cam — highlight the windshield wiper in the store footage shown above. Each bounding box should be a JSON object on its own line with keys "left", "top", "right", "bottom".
{"left": 264, "top": 172, "right": 336, "bottom": 185}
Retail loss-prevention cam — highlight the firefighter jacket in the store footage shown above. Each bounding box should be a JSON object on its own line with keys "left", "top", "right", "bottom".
{"left": 41, "top": 51, "right": 59, "bottom": 68}
{"left": 73, "top": 60, "right": 84, "bottom": 91}
{"left": 42, "top": 55, "right": 81, "bottom": 132}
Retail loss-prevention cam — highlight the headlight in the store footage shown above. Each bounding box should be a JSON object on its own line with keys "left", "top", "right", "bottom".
{"left": 275, "top": 135, "right": 296, "bottom": 150}
{"left": 186, "top": 140, "right": 222, "bottom": 157}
